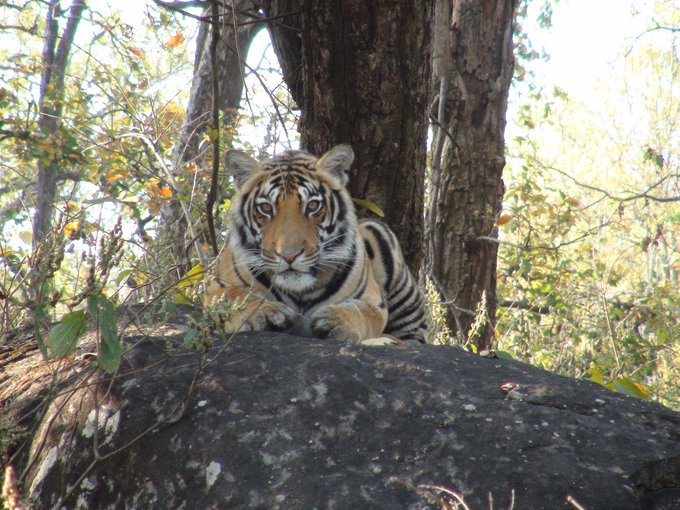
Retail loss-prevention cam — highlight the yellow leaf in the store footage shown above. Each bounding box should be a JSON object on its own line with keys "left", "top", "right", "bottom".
{"left": 586, "top": 365, "right": 604, "bottom": 385}
{"left": 352, "top": 198, "right": 385, "bottom": 218}
{"left": 496, "top": 214, "right": 514, "bottom": 226}
{"left": 64, "top": 201, "right": 80, "bottom": 213}
{"left": 632, "top": 381, "right": 651, "bottom": 400}
{"left": 613, "top": 378, "right": 651, "bottom": 400}
{"left": 19, "top": 231, "right": 33, "bottom": 244}
{"left": 119, "top": 195, "right": 139, "bottom": 205}
{"left": 204, "top": 127, "right": 219, "bottom": 142}
{"left": 172, "top": 292, "right": 193, "bottom": 304}
{"left": 165, "top": 32, "right": 185, "bottom": 48}
{"left": 177, "top": 264, "right": 205, "bottom": 288}
{"left": 63, "top": 221, "right": 81, "bottom": 238}
{"left": 219, "top": 198, "right": 232, "bottom": 212}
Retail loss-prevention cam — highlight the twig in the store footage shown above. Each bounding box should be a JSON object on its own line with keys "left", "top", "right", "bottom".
{"left": 205, "top": 0, "right": 220, "bottom": 256}
{"left": 118, "top": 131, "right": 207, "bottom": 267}
{"left": 541, "top": 160, "right": 679, "bottom": 204}
{"left": 566, "top": 495, "right": 588, "bottom": 510}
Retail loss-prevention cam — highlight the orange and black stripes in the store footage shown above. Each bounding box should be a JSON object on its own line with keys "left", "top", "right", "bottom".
{"left": 205, "top": 145, "right": 428, "bottom": 344}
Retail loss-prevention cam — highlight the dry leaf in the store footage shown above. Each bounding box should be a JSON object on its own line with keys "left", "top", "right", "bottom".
{"left": 496, "top": 214, "right": 514, "bottom": 225}
{"left": 166, "top": 32, "right": 185, "bottom": 48}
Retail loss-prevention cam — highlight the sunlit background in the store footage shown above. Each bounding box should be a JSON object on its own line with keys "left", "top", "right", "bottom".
{"left": 0, "top": 0, "right": 677, "bottom": 405}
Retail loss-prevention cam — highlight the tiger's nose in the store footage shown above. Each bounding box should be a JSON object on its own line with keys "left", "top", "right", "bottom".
{"left": 278, "top": 249, "right": 303, "bottom": 264}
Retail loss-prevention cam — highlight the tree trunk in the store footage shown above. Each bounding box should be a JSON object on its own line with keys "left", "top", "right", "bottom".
{"left": 31, "top": 0, "right": 87, "bottom": 300}
{"left": 157, "top": 2, "right": 261, "bottom": 276}
{"left": 263, "top": 0, "right": 302, "bottom": 107}
{"left": 33, "top": 0, "right": 87, "bottom": 246}
{"left": 263, "top": 0, "right": 434, "bottom": 274}
{"left": 426, "top": 0, "right": 516, "bottom": 350}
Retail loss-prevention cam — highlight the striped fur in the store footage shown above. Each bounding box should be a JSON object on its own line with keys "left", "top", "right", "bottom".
{"left": 205, "top": 145, "right": 428, "bottom": 344}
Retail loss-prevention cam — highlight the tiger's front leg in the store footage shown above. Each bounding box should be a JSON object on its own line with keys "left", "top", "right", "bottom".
{"left": 226, "top": 298, "right": 297, "bottom": 333}
{"left": 206, "top": 285, "right": 296, "bottom": 334}
{"left": 309, "top": 300, "right": 388, "bottom": 344}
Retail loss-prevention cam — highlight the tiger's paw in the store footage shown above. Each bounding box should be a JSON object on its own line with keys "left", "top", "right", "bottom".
{"left": 263, "top": 303, "right": 297, "bottom": 330}
{"left": 360, "top": 335, "right": 402, "bottom": 347}
{"left": 228, "top": 302, "right": 296, "bottom": 333}
{"left": 309, "top": 305, "right": 362, "bottom": 344}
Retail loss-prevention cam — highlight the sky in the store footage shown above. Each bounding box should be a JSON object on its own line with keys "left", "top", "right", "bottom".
{"left": 109, "top": 0, "right": 663, "bottom": 112}
{"left": 526, "top": 0, "right": 656, "bottom": 102}
{"left": 2, "top": 0, "right": 664, "bottom": 149}
{"left": 238, "top": 0, "right": 663, "bottom": 152}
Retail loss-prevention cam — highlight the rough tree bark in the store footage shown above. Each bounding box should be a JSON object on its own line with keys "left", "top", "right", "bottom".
{"left": 31, "top": 0, "right": 87, "bottom": 299}
{"left": 262, "top": 0, "right": 434, "bottom": 274}
{"left": 157, "top": 1, "right": 261, "bottom": 276}
{"left": 426, "top": 0, "right": 516, "bottom": 350}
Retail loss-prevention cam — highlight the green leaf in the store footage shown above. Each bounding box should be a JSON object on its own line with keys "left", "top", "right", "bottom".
{"left": 97, "top": 296, "right": 121, "bottom": 373}
{"left": 181, "top": 326, "right": 199, "bottom": 348}
{"left": 115, "top": 268, "right": 134, "bottom": 286}
{"left": 611, "top": 378, "right": 651, "bottom": 400}
{"left": 352, "top": 198, "right": 385, "bottom": 218}
{"left": 48, "top": 310, "right": 87, "bottom": 358}
{"left": 87, "top": 294, "right": 99, "bottom": 318}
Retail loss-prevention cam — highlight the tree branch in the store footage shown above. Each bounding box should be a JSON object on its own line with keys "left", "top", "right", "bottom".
{"left": 119, "top": 131, "right": 207, "bottom": 267}
{"left": 0, "top": 21, "right": 39, "bottom": 34}
{"left": 538, "top": 159, "right": 680, "bottom": 204}
{"left": 0, "top": 129, "right": 32, "bottom": 142}
{"left": 625, "top": 20, "right": 680, "bottom": 58}
{"left": 479, "top": 220, "right": 610, "bottom": 251}
{"left": 153, "top": 0, "right": 298, "bottom": 28}
{"left": 497, "top": 299, "right": 551, "bottom": 315}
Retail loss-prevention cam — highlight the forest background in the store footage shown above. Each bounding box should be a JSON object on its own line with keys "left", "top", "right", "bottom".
{"left": 0, "top": 0, "right": 677, "bottom": 408}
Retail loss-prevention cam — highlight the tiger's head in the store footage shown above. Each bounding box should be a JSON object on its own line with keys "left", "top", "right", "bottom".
{"left": 224, "top": 145, "right": 358, "bottom": 293}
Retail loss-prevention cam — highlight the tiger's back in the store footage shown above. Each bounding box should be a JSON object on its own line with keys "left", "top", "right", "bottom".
{"left": 360, "top": 219, "right": 428, "bottom": 343}
{"left": 205, "top": 145, "right": 428, "bottom": 344}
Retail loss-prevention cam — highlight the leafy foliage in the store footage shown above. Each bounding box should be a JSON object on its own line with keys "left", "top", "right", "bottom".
{"left": 497, "top": 3, "right": 679, "bottom": 408}
{"left": 1, "top": 2, "right": 193, "bottom": 324}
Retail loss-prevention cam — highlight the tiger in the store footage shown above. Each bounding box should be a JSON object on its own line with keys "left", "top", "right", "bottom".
{"left": 204, "top": 144, "right": 428, "bottom": 345}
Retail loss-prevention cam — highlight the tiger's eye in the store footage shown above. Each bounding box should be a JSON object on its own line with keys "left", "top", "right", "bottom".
{"left": 256, "top": 203, "right": 273, "bottom": 216}
{"left": 306, "top": 199, "right": 323, "bottom": 215}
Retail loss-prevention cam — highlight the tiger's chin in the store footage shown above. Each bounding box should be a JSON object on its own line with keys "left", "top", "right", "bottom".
{"left": 273, "top": 270, "right": 317, "bottom": 292}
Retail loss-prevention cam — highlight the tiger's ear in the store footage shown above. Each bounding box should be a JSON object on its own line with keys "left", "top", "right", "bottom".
{"left": 316, "top": 144, "right": 354, "bottom": 186}
{"left": 224, "top": 149, "right": 261, "bottom": 188}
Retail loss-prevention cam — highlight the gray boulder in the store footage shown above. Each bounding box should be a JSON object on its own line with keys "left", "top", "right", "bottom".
{"left": 3, "top": 310, "right": 680, "bottom": 509}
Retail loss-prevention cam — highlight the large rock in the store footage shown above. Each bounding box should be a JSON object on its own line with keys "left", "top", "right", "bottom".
{"left": 3, "top": 309, "right": 680, "bottom": 509}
